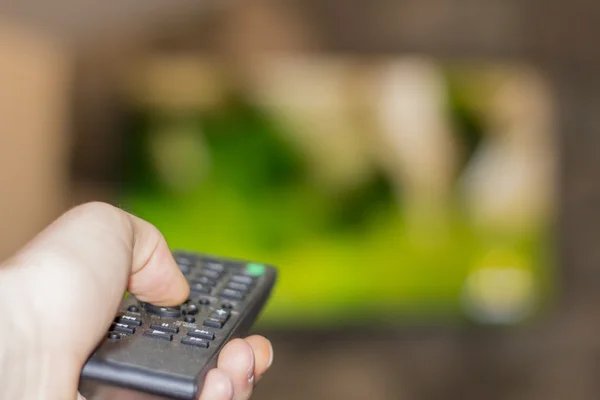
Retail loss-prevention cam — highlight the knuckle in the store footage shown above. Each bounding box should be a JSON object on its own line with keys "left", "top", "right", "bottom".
{"left": 71, "top": 201, "right": 118, "bottom": 217}
{"left": 68, "top": 201, "right": 129, "bottom": 227}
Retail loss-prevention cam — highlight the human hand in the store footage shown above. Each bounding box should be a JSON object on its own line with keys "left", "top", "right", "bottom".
{"left": 0, "top": 202, "right": 273, "bottom": 400}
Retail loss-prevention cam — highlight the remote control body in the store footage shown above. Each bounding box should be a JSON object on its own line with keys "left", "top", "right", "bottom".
{"left": 79, "top": 251, "right": 277, "bottom": 400}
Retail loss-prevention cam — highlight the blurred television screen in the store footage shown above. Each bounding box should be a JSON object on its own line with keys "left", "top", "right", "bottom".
{"left": 117, "top": 55, "right": 557, "bottom": 329}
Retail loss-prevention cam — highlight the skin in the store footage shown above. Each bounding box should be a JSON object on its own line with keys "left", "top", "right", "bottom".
{"left": 0, "top": 202, "right": 273, "bottom": 400}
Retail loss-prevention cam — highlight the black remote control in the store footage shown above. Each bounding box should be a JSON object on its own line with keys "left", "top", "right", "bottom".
{"left": 79, "top": 251, "right": 277, "bottom": 400}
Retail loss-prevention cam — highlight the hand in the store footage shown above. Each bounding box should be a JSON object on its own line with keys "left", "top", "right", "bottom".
{"left": 0, "top": 202, "right": 273, "bottom": 400}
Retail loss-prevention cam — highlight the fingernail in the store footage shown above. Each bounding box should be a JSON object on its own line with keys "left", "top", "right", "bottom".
{"left": 247, "top": 347, "right": 255, "bottom": 384}
{"left": 247, "top": 364, "right": 255, "bottom": 384}
{"left": 225, "top": 377, "right": 234, "bottom": 399}
{"left": 267, "top": 340, "right": 274, "bottom": 369}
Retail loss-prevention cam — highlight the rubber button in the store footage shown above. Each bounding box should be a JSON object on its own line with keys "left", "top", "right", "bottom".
{"left": 143, "top": 329, "right": 173, "bottom": 341}
{"left": 116, "top": 315, "right": 142, "bottom": 327}
{"left": 111, "top": 323, "right": 135, "bottom": 335}
{"left": 220, "top": 289, "right": 245, "bottom": 301}
{"left": 231, "top": 275, "right": 254, "bottom": 285}
{"left": 142, "top": 303, "right": 181, "bottom": 318}
{"left": 183, "top": 303, "right": 199, "bottom": 315}
{"left": 178, "top": 263, "right": 190, "bottom": 274}
{"left": 181, "top": 337, "right": 209, "bottom": 348}
{"left": 190, "top": 282, "right": 213, "bottom": 295}
{"left": 245, "top": 263, "right": 266, "bottom": 276}
{"left": 150, "top": 323, "right": 179, "bottom": 334}
{"left": 203, "top": 318, "right": 223, "bottom": 329}
{"left": 193, "top": 276, "right": 217, "bottom": 286}
{"left": 200, "top": 269, "right": 221, "bottom": 279}
{"left": 204, "top": 261, "right": 225, "bottom": 273}
{"left": 226, "top": 282, "right": 250, "bottom": 292}
{"left": 174, "top": 254, "right": 194, "bottom": 266}
{"left": 210, "top": 309, "right": 231, "bottom": 323}
{"left": 187, "top": 329, "right": 215, "bottom": 340}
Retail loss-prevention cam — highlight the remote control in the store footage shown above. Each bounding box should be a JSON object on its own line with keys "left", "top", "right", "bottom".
{"left": 79, "top": 251, "right": 277, "bottom": 400}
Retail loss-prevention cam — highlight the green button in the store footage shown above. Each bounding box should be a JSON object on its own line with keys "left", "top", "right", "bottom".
{"left": 246, "top": 263, "right": 266, "bottom": 276}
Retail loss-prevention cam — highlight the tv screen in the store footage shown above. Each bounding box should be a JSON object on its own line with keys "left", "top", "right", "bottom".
{"left": 118, "top": 56, "right": 557, "bottom": 329}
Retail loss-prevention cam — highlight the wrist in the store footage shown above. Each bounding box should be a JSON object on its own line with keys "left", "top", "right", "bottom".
{"left": 0, "top": 265, "right": 80, "bottom": 400}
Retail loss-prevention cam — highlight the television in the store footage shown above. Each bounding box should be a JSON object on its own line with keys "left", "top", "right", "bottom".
{"left": 118, "top": 55, "right": 557, "bottom": 329}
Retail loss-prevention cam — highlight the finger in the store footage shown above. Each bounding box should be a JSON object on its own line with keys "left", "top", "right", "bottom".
{"left": 244, "top": 335, "right": 274, "bottom": 381}
{"left": 127, "top": 213, "right": 189, "bottom": 306}
{"left": 217, "top": 339, "right": 255, "bottom": 400}
{"left": 3, "top": 202, "right": 189, "bottom": 351}
{"left": 198, "top": 369, "right": 234, "bottom": 400}
{"left": 9, "top": 202, "right": 189, "bottom": 307}
{"left": 0, "top": 203, "right": 189, "bottom": 400}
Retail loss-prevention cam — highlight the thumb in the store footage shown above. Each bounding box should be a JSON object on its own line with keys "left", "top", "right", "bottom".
{"left": 0, "top": 202, "right": 190, "bottom": 400}
{"left": 7, "top": 201, "right": 190, "bottom": 308}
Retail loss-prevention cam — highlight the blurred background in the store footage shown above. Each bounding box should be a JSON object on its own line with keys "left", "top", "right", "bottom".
{"left": 1, "top": 0, "right": 599, "bottom": 399}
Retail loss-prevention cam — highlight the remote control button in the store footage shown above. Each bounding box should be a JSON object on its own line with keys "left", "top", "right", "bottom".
{"left": 184, "top": 315, "right": 196, "bottom": 323}
{"left": 200, "top": 269, "right": 221, "bottom": 279}
{"left": 226, "top": 282, "right": 250, "bottom": 292}
{"left": 116, "top": 315, "right": 142, "bottom": 326}
{"left": 182, "top": 303, "right": 199, "bottom": 315}
{"left": 220, "top": 288, "right": 245, "bottom": 301}
{"left": 181, "top": 337, "right": 209, "bottom": 348}
{"left": 193, "top": 276, "right": 218, "bottom": 286}
{"left": 143, "top": 330, "right": 173, "bottom": 341}
{"left": 187, "top": 329, "right": 215, "bottom": 340}
{"left": 178, "top": 263, "right": 191, "bottom": 274}
{"left": 221, "top": 302, "right": 234, "bottom": 310}
{"left": 198, "top": 298, "right": 211, "bottom": 305}
{"left": 108, "top": 332, "right": 122, "bottom": 340}
{"left": 127, "top": 305, "right": 140, "bottom": 313}
{"left": 230, "top": 275, "right": 254, "bottom": 285}
{"left": 111, "top": 323, "right": 135, "bottom": 335}
{"left": 210, "top": 309, "right": 231, "bottom": 323}
{"left": 203, "top": 261, "right": 225, "bottom": 273}
{"left": 150, "top": 323, "right": 179, "bottom": 334}
{"left": 245, "top": 262, "right": 266, "bottom": 277}
{"left": 174, "top": 254, "right": 194, "bottom": 266}
{"left": 203, "top": 318, "right": 223, "bottom": 329}
{"left": 190, "top": 282, "right": 213, "bottom": 294}
{"left": 142, "top": 303, "right": 181, "bottom": 318}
